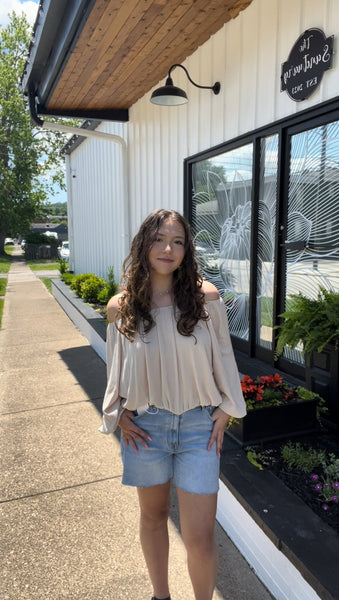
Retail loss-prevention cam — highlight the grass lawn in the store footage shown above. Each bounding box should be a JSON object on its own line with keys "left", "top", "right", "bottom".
{"left": 0, "top": 279, "right": 7, "bottom": 295}
{"left": 27, "top": 260, "right": 59, "bottom": 271}
{"left": 0, "top": 254, "right": 11, "bottom": 273}
{"left": 0, "top": 298, "right": 4, "bottom": 328}
{"left": 41, "top": 278, "right": 53, "bottom": 294}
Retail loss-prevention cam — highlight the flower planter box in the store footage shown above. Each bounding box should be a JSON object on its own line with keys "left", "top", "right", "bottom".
{"left": 305, "top": 344, "right": 339, "bottom": 427}
{"left": 51, "top": 279, "right": 106, "bottom": 361}
{"left": 226, "top": 398, "right": 319, "bottom": 446}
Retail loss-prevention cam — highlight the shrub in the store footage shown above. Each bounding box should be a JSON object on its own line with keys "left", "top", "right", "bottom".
{"left": 281, "top": 442, "right": 326, "bottom": 472}
{"left": 25, "top": 232, "right": 58, "bottom": 245}
{"left": 70, "top": 273, "right": 94, "bottom": 296}
{"left": 80, "top": 275, "right": 107, "bottom": 303}
{"left": 62, "top": 272, "right": 75, "bottom": 285}
{"left": 106, "top": 266, "right": 119, "bottom": 298}
{"left": 97, "top": 266, "right": 118, "bottom": 304}
{"left": 69, "top": 267, "right": 118, "bottom": 305}
{"left": 275, "top": 287, "right": 339, "bottom": 362}
{"left": 97, "top": 286, "right": 110, "bottom": 304}
{"left": 58, "top": 258, "right": 68, "bottom": 275}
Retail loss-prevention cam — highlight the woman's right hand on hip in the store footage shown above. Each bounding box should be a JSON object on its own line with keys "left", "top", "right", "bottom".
{"left": 118, "top": 409, "right": 152, "bottom": 453}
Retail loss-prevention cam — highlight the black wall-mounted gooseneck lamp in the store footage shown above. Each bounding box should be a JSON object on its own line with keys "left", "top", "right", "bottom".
{"left": 150, "top": 64, "right": 220, "bottom": 106}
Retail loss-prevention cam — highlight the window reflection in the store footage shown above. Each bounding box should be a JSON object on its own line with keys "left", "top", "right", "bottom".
{"left": 256, "top": 134, "right": 279, "bottom": 350}
{"left": 192, "top": 145, "right": 253, "bottom": 340}
{"left": 284, "top": 121, "right": 339, "bottom": 364}
{"left": 190, "top": 118, "right": 339, "bottom": 363}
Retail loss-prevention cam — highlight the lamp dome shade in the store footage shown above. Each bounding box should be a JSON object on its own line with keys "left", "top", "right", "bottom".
{"left": 150, "top": 84, "right": 188, "bottom": 106}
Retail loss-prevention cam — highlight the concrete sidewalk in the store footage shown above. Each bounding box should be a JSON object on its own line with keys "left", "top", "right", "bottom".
{"left": 0, "top": 256, "right": 273, "bottom": 600}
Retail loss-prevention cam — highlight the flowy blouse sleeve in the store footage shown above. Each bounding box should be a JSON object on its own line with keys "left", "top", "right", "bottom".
{"left": 99, "top": 322, "right": 126, "bottom": 434}
{"left": 206, "top": 298, "right": 247, "bottom": 418}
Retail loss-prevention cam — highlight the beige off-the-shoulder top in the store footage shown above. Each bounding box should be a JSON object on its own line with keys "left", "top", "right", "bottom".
{"left": 99, "top": 298, "right": 246, "bottom": 434}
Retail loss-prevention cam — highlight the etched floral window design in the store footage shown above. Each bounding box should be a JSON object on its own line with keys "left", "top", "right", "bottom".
{"left": 192, "top": 144, "right": 253, "bottom": 341}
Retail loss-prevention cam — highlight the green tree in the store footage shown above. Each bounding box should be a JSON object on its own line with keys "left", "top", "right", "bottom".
{"left": 0, "top": 12, "right": 70, "bottom": 254}
{"left": 52, "top": 201, "right": 68, "bottom": 216}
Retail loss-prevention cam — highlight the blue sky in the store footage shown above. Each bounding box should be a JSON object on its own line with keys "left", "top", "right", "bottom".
{"left": 0, "top": 0, "right": 39, "bottom": 28}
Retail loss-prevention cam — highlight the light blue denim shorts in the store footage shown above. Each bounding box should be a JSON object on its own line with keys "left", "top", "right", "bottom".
{"left": 120, "top": 405, "right": 220, "bottom": 494}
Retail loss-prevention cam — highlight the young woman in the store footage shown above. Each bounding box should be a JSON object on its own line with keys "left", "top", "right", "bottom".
{"left": 100, "top": 209, "right": 246, "bottom": 600}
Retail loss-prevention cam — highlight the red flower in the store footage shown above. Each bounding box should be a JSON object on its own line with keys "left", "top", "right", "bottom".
{"left": 256, "top": 386, "right": 264, "bottom": 401}
{"left": 240, "top": 373, "right": 299, "bottom": 409}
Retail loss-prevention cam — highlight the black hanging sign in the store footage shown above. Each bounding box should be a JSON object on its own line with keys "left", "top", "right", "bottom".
{"left": 281, "top": 28, "right": 334, "bottom": 101}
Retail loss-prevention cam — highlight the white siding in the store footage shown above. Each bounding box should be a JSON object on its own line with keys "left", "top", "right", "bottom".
{"left": 67, "top": 122, "right": 127, "bottom": 280}
{"left": 67, "top": 0, "right": 339, "bottom": 282}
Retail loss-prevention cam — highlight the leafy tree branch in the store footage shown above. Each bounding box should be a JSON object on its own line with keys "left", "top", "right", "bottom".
{"left": 0, "top": 12, "right": 78, "bottom": 253}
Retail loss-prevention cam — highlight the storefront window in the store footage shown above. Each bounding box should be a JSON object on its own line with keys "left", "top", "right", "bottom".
{"left": 284, "top": 120, "right": 339, "bottom": 364}
{"left": 192, "top": 144, "right": 253, "bottom": 341}
{"left": 256, "top": 134, "right": 278, "bottom": 350}
{"left": 187, "top": 104, "right": 339, "bottom": 376}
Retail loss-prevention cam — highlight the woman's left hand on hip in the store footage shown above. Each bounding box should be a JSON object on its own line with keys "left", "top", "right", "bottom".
{"left": 207, "top": 407, "right": 231, "bottom": 457}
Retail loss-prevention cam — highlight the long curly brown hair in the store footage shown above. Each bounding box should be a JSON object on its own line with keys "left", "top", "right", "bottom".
{"left": 117, "top": 209, "right": 208, "bottom": 341}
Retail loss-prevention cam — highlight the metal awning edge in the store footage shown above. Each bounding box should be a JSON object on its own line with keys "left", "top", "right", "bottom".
{"left": 36, "top": 105, "right": 129, "bottom": 122}
{"left": 21, "top": 0, "right": 96, "bottom": 105}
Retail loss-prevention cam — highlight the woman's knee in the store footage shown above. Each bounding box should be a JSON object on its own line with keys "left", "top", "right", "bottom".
{"left": 140, "top": 502, "right": 170, "bottom": 527}
{"left": 183, "top": 529, "right": 216, "bottom": 558}
{"left": 177, "top": 488, "right": 217, "bottom": 557}
{"left": 138, "top": 483, "right": 170, "bottom": 529}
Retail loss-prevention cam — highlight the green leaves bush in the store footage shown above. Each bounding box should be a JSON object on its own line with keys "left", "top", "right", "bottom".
{"left": 58, "top": 258, "right": 68, "bottom": 275}
{"left": 275, "top": 287, "right": 339, "bottom": 361}
{"left": 97, "top": 266, "right": 118, "bottom": 303}
{"left": 80, "top": 275, "right": 107, "bottom": 303}
{"left": 25, "top": 232, "right": 58, "bottom": 245}
{"left": 282, "top": 442, "right": 326, "bottom": 472}
{"left": 61, "top": 272, "right": 75, "bottom": 285}
{"left": 70, "top": 273, "right": 93, "bottom": 296}
{"left": 69, "top": 267, "right": 118, "bottom": 305}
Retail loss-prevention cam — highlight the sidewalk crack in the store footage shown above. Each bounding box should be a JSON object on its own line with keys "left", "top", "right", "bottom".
{"left": 0, "top": 475, "right": 121, "bottom": 504}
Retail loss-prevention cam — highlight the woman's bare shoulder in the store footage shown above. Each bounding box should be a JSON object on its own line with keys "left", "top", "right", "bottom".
{"left": 201, "top": 279, "right": 220, "bottom": 301}
{"left": 107, "top": 293, "right": 123, "bottom": 323}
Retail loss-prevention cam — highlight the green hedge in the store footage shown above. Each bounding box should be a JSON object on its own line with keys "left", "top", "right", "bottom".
{"left": 70, "top": 273, "right": 94, "bottom": 296}
{"left": 79, "top": 275, "right": 107, "bottom": 303}
{"left": 61, "top": 272, "right": 76, "bottom": 285}
{"left": 25, "top": 232, "right": 59, "bottom": 245}
{"left": 68, "top": 267, "right": 118, "bottom": 305}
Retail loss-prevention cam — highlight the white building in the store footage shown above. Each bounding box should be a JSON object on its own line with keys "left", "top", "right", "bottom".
{"left": 22, "top": 2, "right": 339, "bottom": 596}
{"left": 23, "top": 0, "right": 339, "bottom": 396}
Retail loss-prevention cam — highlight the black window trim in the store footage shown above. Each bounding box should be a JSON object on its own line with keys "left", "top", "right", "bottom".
{"left": 184, "top": 95, "right": 339, "bottom": 379}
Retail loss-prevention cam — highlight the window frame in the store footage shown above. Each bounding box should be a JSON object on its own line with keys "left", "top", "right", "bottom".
{"left": 184, "top": 96, "right": 339, "bottom": 378}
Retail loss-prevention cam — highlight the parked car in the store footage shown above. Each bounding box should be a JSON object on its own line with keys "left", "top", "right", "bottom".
{"left": 58, "top": 240, "right": 69, "bottom": 261}
{"left": 21, "top": 239, "right": 26, "bottom": 250}
{"left": 4, "top": 237, "right": 15, "bottom": 245}
{"left": 44, "top": 231, "right": 58, "bottom": 240}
